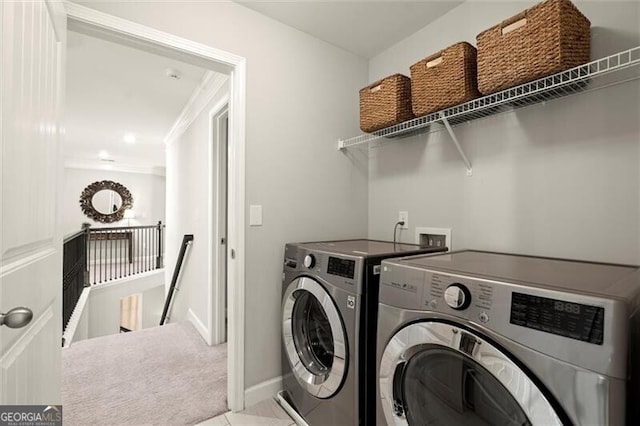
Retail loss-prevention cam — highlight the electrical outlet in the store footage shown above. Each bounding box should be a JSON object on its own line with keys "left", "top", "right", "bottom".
{"left": 398, "top": 211, "right": 408, "bottom": 229}
{"left": 415, "top": 227, "right": 452, "bottom": 250}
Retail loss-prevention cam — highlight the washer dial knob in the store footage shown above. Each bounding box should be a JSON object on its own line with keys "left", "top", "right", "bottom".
{"left": 303, "top": 254, "right": 316, "bottom": 269}
{"left": 444, "top": 283, "right": 472, "bottom": 310}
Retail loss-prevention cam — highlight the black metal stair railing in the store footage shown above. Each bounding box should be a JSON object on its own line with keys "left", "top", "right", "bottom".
{"left": 87, "top": 221, "right": 165, "bottom": 285}
{"left": 63, "top": 229, "right": 89, "bottom": 331}
{"left": 160, "top": 234, "right": 194, "bottom": 325}
{"left": 62, "top": 221, "right": 166, "bottom": 335}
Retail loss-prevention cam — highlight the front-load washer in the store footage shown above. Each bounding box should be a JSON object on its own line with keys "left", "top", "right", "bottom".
{"left": 376, "top": 250, "right": 640, "bottom": 426}
{"left": 281, "top": 239, "right": 447, "bottom": 426}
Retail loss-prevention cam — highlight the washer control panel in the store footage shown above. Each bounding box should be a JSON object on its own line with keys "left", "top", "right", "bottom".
{"left": 326, "top": 256, "right": 356, "bottom": 279}
{"left": 284, "top": 244, "right": 363, "bottom": 294}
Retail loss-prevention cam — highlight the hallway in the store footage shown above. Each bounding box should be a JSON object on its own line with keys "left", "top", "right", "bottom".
{"left": 62, "top": 321, "right": 227, "bottom": 425}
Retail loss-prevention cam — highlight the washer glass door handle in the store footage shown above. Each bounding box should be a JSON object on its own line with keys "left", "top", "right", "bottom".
{"left": 0, "top": 307, "right": 33, "bottom": 329}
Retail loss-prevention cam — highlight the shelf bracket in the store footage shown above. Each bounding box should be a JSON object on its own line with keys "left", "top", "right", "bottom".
{"left": 439, "top": 112, "right": 472, "bottom": 176}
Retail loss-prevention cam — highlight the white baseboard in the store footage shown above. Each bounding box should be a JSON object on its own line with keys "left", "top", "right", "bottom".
{"left": 90, "top": 269, "right": 164, "bottom": 294}
{"left": 62, "top": 287, "right": 91, "bottom": 347}
{"left": 187, "top": 309, "right": 211, "bottom": 345}
{"left": 244, "top": 376, "right": 283, "bottom": 409}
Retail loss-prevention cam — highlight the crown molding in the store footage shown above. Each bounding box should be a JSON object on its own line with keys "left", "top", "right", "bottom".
{"left": 164, "top": 71, "right": 229, "bottom": 146}
{"left": 64, "top": 160, "right": 166, "bottom": 177}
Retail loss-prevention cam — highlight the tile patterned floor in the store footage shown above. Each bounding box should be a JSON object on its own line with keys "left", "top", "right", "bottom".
{"left": 197, "top": 398, "right": 296, "bottom": 426}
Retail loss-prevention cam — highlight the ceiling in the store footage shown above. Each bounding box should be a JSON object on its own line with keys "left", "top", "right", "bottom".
{"left": 236, "top": 0, "right": 463, "bottom": 58}
{"left": 65, "top": 2, "right": 462, "bottom": 169}
{"left": 65, "top": 30, "right": 208, "bottom": 169}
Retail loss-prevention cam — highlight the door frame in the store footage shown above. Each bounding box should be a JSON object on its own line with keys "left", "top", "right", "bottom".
{"left": 64, "top": 3, "right": 247, "bottom": 411}
{"left": 210, "top": 99, "right": 229, "bottom": 345}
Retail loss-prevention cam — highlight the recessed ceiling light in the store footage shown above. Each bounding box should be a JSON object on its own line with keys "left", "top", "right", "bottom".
{"left": 98, "top": 150, "right": 110, "bottom": 160}
{"left": 124, "top": 133, "right": 136, "bottom": 143}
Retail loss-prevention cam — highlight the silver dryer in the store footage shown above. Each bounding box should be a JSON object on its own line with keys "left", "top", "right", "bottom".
{"left": 377, "top": 250, "right": 640, "bottom": 425}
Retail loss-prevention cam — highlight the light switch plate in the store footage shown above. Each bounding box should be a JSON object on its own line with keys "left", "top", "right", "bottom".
{"left": 249, "top": 205, "right": 262, "bottom": 226}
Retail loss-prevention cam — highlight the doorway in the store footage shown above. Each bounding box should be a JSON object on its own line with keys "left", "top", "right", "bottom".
{"left": 65, "top": 3, "right": 247, "bottom": 411}
{"left": 212, "top": 105, "right": 229, "bottom": 345}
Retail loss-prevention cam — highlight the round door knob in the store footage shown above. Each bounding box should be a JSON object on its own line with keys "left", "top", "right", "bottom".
{"left": 0, "top": 307, "right": 33, "bottom": 329}
{"left": 303, "top": 254, "right": 316, "bottom": 269}
{"left": 444, "top": 284, "right": 471, "bottom": 310}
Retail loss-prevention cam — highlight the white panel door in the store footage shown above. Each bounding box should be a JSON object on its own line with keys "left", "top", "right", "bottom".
{"left": 0, "top": 0, "right": 66, "bottom": 404}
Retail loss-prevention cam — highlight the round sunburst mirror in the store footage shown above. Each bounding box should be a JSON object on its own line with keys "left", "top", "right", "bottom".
{"left": 79, "top": 180, "right": 133, "bottom": 223}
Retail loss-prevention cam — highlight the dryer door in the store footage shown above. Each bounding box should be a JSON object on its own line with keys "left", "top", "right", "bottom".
{"left": 282, "top": 276, "right": 347, "bottom": 399}
{"left": 379, "top": 321, "right": 566, "bottom": 426}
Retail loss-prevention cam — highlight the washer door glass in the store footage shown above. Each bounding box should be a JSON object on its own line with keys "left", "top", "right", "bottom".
{"left": 402, "top": 347, "right": 530, "bottom": 425}
{"left": 282, "top": 276, "right": 347, "bottom": 399}
{"left": 292, "top": 290, "right": 334, "bottom": 375}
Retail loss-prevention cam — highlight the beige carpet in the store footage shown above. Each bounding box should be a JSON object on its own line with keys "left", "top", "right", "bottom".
{"left": 62, "top": 321, "right": 227, "bottom": 425}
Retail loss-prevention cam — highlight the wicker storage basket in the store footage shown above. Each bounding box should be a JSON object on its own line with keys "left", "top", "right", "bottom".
{"left": 359, "top": 74, "right": 413, "bottom": 133}
{"left": 476, "top": 0, "right": 590, "bottom": 95}
{"left": 410, "top": 42, "right": 481, "bottom": 117}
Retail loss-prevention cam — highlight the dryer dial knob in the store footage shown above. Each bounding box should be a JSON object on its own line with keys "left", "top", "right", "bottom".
{"left": 303, "top": 254, "right": 316, "bottom": 269}
{"left": 444, "top": 284, "right": 471, "bottom": 310}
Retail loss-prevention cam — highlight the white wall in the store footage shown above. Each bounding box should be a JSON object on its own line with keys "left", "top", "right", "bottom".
{"left": 77, "top": 1, "right": 370, "bottom": 392}
{"left": 164, "top": 81, "right": 229, "bottom": 340}
{"left": 141, "top": 284, "right": 165, "bottom": 329}
{"left": 368, "top": 1, "right": 640, "bottom": 265}
{"left": 63, "top": 167, "right": 166, "bottom": 235}
{"left": 87, "top": 270, "right": 165, "bottom": 339}
{"left": 63, "top": 271, "right": 165, "bottom": 345}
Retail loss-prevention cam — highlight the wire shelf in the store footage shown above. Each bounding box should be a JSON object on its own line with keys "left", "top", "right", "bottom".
{"left": 338, "top": 46, "right": 640, "bottom": 150}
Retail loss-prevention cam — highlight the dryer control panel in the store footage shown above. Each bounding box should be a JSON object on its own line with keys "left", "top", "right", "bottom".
{"left": 379, "top": 264, "right": 496, "bottom": 326}
{"left": 425, "top": 273, "right": 495, "bottom": 324}
{"left": 378, "top": 251, "right": 629, "bottom": 380}
{"left": 510, "top": 292, "right": 605, "bottom": 345}
{"left": 381, "top": 263, "right": 608, "bottom": 345}
{"left": 428, "top": 273, "right": 494, "bottom": 311}
{"left": 443, "top": 283, "right": 472, "bottom": 310}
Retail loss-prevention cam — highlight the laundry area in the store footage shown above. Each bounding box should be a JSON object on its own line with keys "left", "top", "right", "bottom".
{"left": 280, "top": 242, "right": 640, "bottom": 425}
{"left": 273, "top": 0, "right": 640, "bottom": 425}
{"left": 1, "top": 0, "right": 640, "bottom": 425}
